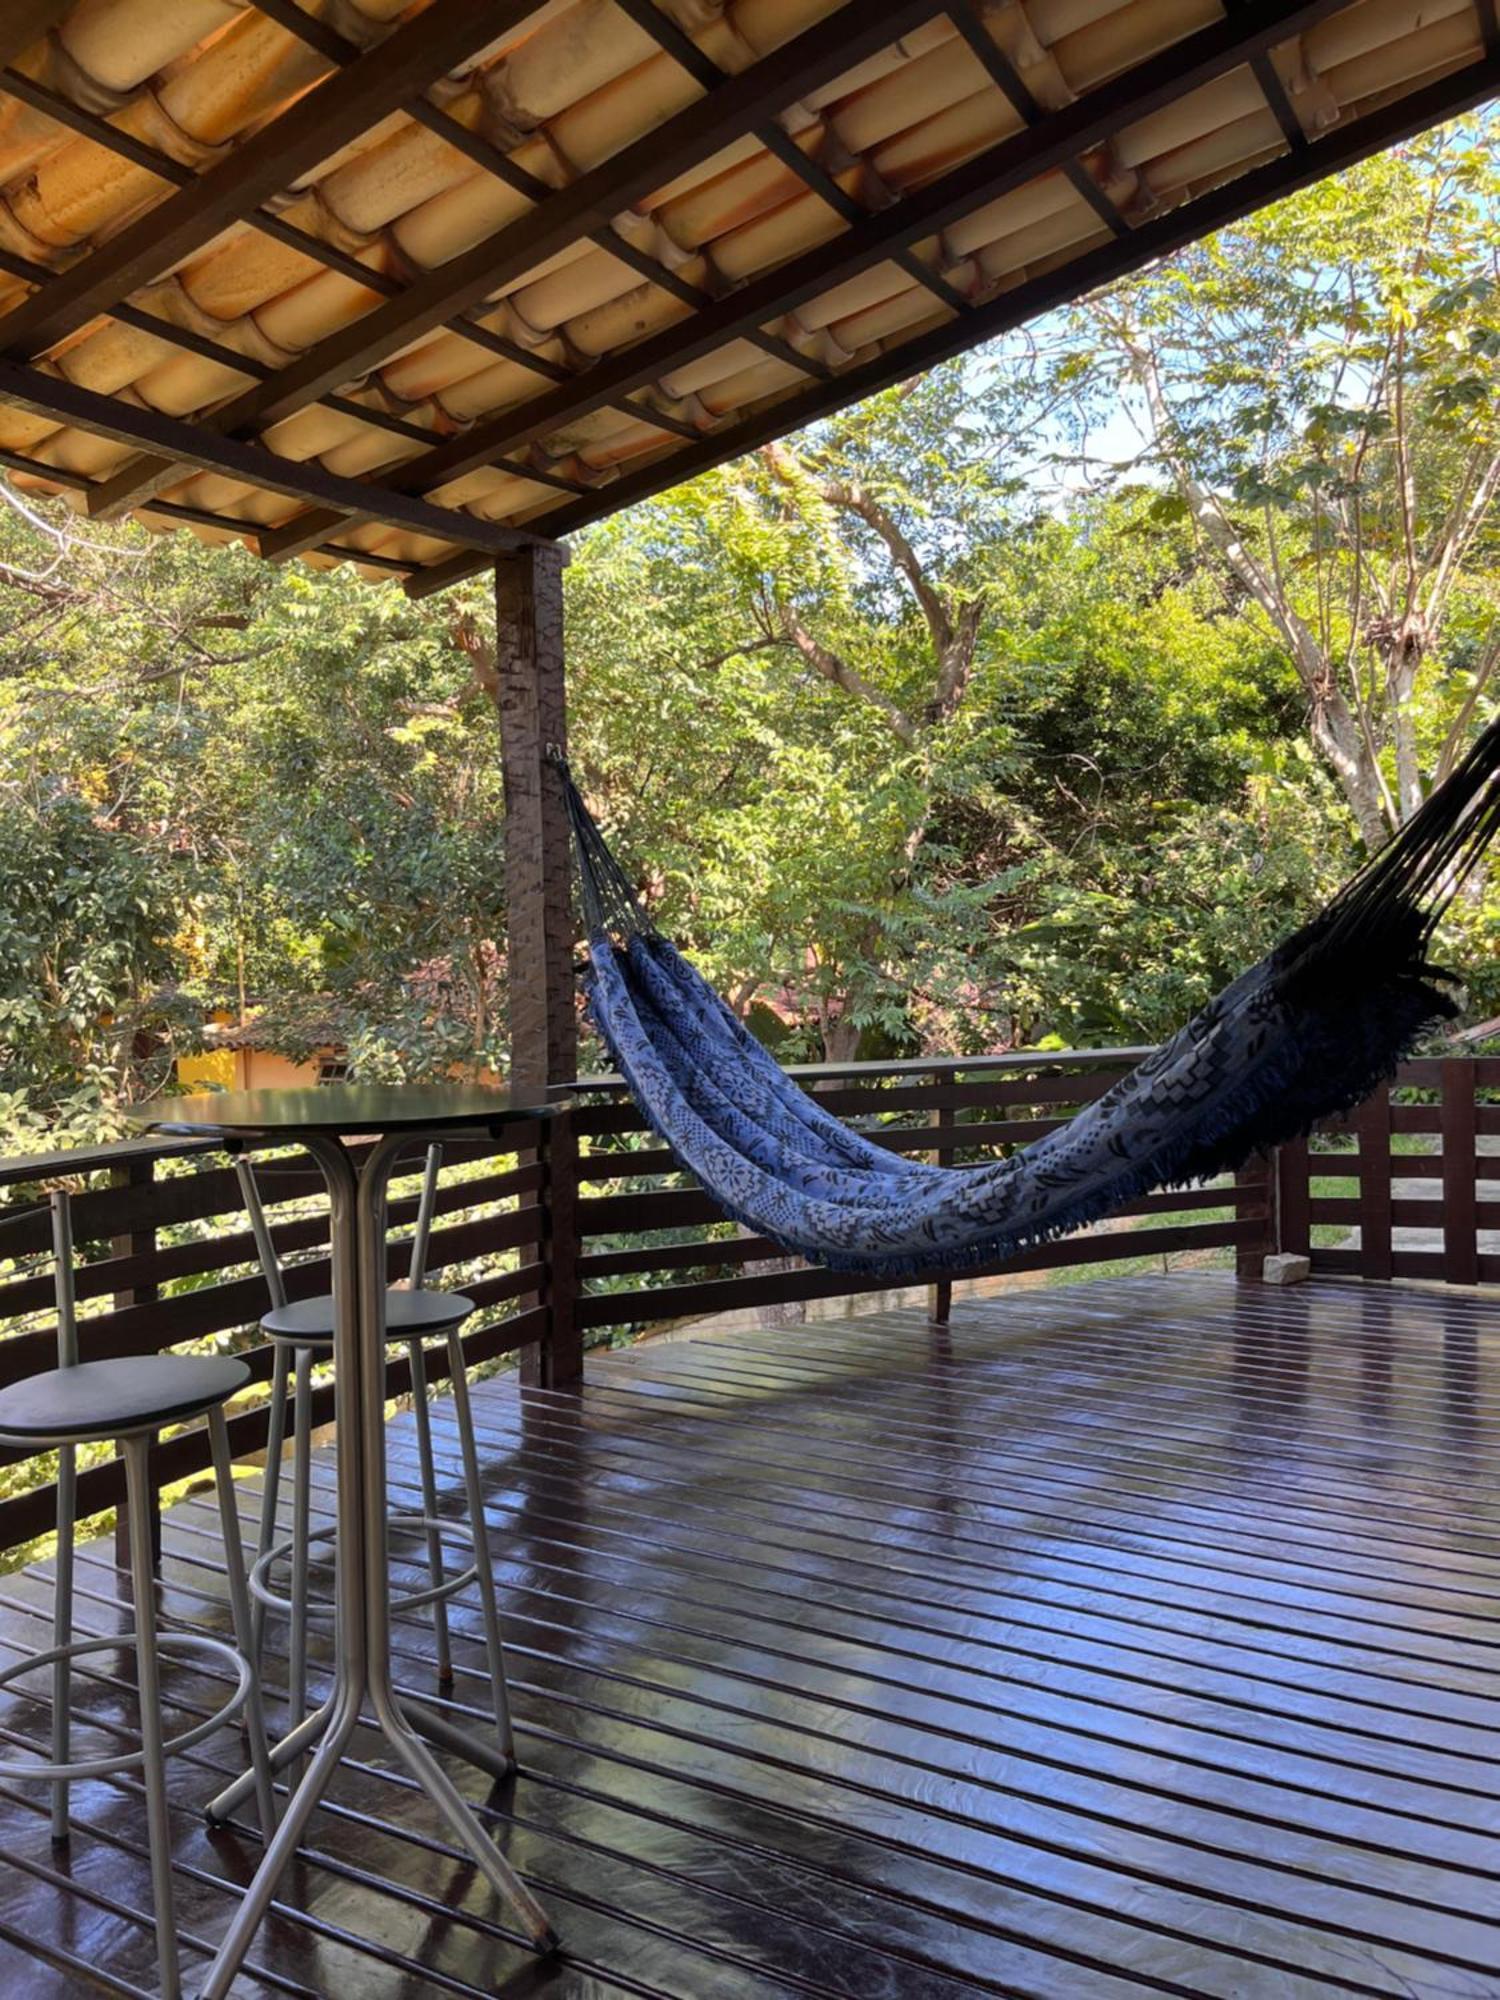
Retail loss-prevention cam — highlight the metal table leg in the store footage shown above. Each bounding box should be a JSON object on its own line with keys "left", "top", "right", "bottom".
{"left": 354, "top": 1133, "right": 555, "bottom": 1949}
{"left": 198, "top": 1136, "right": 366, "bottom": 2000}
{"left": 196, "top": 1131, "right": 554, "bottom": 1997}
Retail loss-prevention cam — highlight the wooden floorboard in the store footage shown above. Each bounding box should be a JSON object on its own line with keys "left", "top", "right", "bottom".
{"left": 0, "top": 1273, "right": 1498, "bottom": 1996}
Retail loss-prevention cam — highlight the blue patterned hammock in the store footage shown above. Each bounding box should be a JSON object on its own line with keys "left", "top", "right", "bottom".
{"left": 556, "top": 723, "right": 1500, "bottom": 1283}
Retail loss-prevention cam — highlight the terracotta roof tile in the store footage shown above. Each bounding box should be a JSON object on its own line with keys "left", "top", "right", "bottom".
{"left": 0, "top": 0, "right": 1490, "bottom": 587}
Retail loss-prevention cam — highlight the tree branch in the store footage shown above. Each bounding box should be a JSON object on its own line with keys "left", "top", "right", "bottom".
{"left": 776, "top": 605, "right": 918, "bottom": 746}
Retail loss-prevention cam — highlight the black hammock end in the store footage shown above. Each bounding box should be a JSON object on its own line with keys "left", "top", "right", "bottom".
{"left": 547, "top": 748, "right": 659, "bottom": 943}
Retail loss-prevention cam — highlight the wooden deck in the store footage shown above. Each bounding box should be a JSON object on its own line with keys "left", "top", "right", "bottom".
{"left": 0, "top": 1272, "right": 1498, "bottom": 1998}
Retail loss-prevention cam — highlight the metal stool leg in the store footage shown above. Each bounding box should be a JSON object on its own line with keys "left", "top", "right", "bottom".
{"left": 287, "top": 1345, "right": 313, "bottom": 1782}
{"left": 206, "top": 1408, "right": 278, "bottom": 1840}
{"left": 251, "top": 1341, "right": 290, "bottom": 1664}
{"left": 406, "top": 1338, "right": 452, "bottom": 1683}
{"left": 49, "top": 1440, "right": 74, "bottom": 1844}
{"left": 446, "top": 1328, "right": 515, "bottom": 1765}
{"left": 48, "top": 1189, "right": 78, "bottom": 1847}
{"left": 123, "top": 1433, "right": 181, "bottom": 2000}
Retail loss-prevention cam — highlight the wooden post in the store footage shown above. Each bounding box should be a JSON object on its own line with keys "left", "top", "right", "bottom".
{"left": 494, "top": 545, "right": 576, "bottom": 1091}
{"left": 1234, "top": 1151, "right": 1276, "bottom": 1280}
{"left": 1277, "top": 1135, "right": 1311, "bottom": 1262}
{"left": 1355, "top": 1085, "right": 1394, "bottom": 1281}
{"left": 492, "top": 546, "right": 580, "bottom": 1383}
{"left": 1441, "top": 1056, "right": 1478, "bottom": 1286}
{"left": 926, "top": 1088, "right": 952, "bottom": 1326}
{"left": 543, "top": 1107, "right": 583, "bottom": 1386}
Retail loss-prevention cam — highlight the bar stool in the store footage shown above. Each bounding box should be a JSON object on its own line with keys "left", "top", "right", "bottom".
{"left": 0, "top": 1189, "right": 276, "bottom": 2000}
{"left": 213, "top": 1143, "right": 513, "bottom": 1815}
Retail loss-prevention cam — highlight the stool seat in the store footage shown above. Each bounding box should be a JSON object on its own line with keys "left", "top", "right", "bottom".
{"left": 262, "top": 1286, "right": 474, "bottom": 1345}
{"left": 0, "top": 1354, "right": 250, "bottom": 1442}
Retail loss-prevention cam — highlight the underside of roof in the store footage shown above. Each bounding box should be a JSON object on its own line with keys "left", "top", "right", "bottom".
{"left": 0, "top": 0, "right": 1494, "bottom": 596}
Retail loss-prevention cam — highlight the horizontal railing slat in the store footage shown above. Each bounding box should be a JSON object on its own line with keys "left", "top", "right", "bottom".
{"left": 577, "top": 1220, "right": 1256, "bottom": 1330}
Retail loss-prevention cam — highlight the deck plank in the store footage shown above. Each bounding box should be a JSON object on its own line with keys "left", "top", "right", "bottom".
{"left": 0, "top": 1274, "right": 1498, "bottom": 1995}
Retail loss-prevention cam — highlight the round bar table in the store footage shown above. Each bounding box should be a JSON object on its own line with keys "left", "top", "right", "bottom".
{"left": 132, "top": 1085, "right": 559, "bottom": 1995}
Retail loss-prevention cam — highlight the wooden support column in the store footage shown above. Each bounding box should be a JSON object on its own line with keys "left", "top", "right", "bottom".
{"left": 493, "top": 545, "right": 580, "bottom": 1385}
{"left": 494, "top": 544, "right": 576, "bottom": 1090}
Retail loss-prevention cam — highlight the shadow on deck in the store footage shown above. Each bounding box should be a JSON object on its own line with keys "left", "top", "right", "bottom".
{"left": 0, "top": 1272, "right": 1497, "bottom": 1998}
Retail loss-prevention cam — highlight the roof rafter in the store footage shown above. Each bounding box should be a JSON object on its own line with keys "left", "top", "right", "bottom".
{"left": 0, "top": 3, "right": 72, "bottom": 69}
{"left": 0, "top": 71, "right": 704, "bottom": 478}
{"left": 0, "top": 358, "right": 552, "bottom": 556}
{"left": 0, "top": 24, "right": 681, "bottom": 517}
{"left": 0, "top": 228, "right": 590, "bottom": 505}
{"left": 1223, "top": 0, "right": 1312, "bottom": 149}
{"left": 944, "top": 0, "right": 1131, "bottom": 236}
{"left": 524, "top": 50, "right": 1500, "bottom": 552}
{"left": 2, "top": 0, "right": 1490, "bottom": 589}
{"left": 402, "top": 41, "right": 1500, "bottom": 598}
{"left": 84, "top": 0, "right": 945, "bottom": 518}
{"left": 610, "top": 0, "right": 972, "bottom": 313}
{"left": 256, "top": 0, "right": 828, "bottom": 389}
{"left": 270, "top": 0, "right": 1354, "bottom": 558}
{"left": 0, "top": 0, "right": 548, "bottom": 359}
{"left": 0, "top": 62, "right": 431, "bottom": 298}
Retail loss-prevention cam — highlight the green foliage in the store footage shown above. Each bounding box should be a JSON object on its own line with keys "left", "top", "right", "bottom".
{"left": 562, "top": 465, "right": 1313, "bottom": 1057}
{"left": 0, "top": 115, "right": 1497, "bottom": 1147}
{"left": 0, "top": 779, "right": 186, "bottom": 1140}
{"left": 0, "top": 517, "right": 509, "bottom": 1146}
{"left": 1037, "top": 113, "right": 1500, "bottom": 838}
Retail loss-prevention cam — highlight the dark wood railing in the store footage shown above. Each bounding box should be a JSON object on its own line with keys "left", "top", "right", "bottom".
{"left": 1277, "top": 1054, "right": 1500, "bottom": 1285}
{"left": 0, "top": 1121, "right": 555, "bottom": 1559}
{"left": 557, "top": 1046, "right": 1265, "bottom": 1356}
{"left": 0, "top": 1045, "right": 1488, "bottom": 1566}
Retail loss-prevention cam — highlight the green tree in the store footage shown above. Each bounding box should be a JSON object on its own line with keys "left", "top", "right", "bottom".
{"left": 1043, "top": 115, "right": 1500, "bottom": 844}
{"left": 560, "top": 401, "right": 1309, "bottom": 1055}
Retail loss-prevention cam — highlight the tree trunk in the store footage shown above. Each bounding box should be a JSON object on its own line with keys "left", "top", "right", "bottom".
{"left": 819, "top": 1011, "right": 862, "bottom": 1065}
{"left": 1307, "top": 694, "right": 1390, "bottom": 848}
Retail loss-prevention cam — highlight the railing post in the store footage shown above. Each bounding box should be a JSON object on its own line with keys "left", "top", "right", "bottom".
{"left": 1441, "top": 1056, "right": 1478, "bottom": 1286}
{"left": 1234, "top": 1150, "right": 1277, "bottom": 1280}
{"left": 926, "top": 1085, "right": 952, "bottom": 1326}
{"left": 1277, "top": 1135, "right": 1311, "bottom": 1262}
{"left": 110, "top": 1154, "right": 162, "bottom": 1572}
{"left": 1355, "top": 1085, "right": 1394, "bottom": 1281}
{"left": 544, "top": 1107, "right": 583, "bottom": 1386}
{"left": 515, "top": 1128, "right": 547, "bottom": 1388}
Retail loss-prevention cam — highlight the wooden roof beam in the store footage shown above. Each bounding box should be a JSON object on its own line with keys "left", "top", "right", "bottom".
{"left": 0, "top": 62, "right": 714, "bottom": 516}
{"left": 257, "top": 0, "right": 827, "bottom": 390}
{"left": 945, "top": 0, "right": 1131, "bottom": 236}
{"left": 0, "top": 0, "right": 549, "bottom": 360}
{"left": 406, "top": 37, "right": 1500, "bottom": 597}
{"left": 325, "top": 0, "right": 1357, "bottom": 516}
{"left": 0, "top": 3, "right": 72, "bottom": 69}
{"left": 610, "top": 0, "right": 971, "bottom": 313}
{"left": 518, "top": 47, "right": 1500, "bottom": 555}
{"left": 0, "top": 359, "right": 554, "bottom": 556}
{"left": 85, "top": 0, "right": 946, "bottom": 519}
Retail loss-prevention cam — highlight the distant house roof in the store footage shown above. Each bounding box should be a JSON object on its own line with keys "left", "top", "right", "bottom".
{"left": 0, "top": 1, "right": 1494, "bottom": 596}
{"left": 203, "top": 1003, "right": 345, "bottom": 1053}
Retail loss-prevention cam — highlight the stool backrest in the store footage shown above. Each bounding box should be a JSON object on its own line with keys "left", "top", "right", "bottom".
{"left": 49, "top": 1190, "right": 77, "bottom": 1370}
{"left": 0, "top": 1192, "right": 78, "bottom": 1371}
{"left": 409, "top": 1144, "right": 443, "bottom": 1290}
{"left": 235, "top": 1143, "right": 444, "bottom": 1302}
{"left": 233, "top": 1154, "right": 289, "bottom": 1312}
